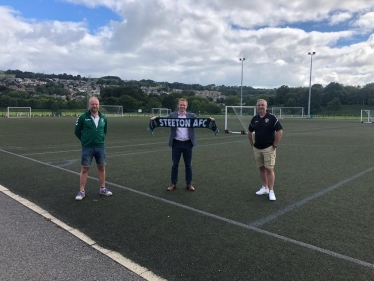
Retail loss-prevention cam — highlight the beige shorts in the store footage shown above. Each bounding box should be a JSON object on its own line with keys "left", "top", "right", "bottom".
{"left": 253, "top": 146, "right": 276, "bottom": 169}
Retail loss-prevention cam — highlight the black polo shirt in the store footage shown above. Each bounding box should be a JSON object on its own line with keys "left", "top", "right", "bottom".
{"left": 248, "top": 112, "right": 283, "bottom": 149}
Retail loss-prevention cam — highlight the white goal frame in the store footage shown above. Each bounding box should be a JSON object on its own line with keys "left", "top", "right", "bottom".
{"left": 225, "top": 106, "right": 256, "bottom": 134}
{"left": 271, "top": 107, "right": 305, "bottom": 118}
{"left": 360, "top": 109, "right": 374, "bottom": 123}
{"left": 7, "top": 107, "right": 32, "bottom": 118}
{"left": 151, "top": 108, "right": 171, "bottom": 117}
{"left": 99, "top": 105, "right": 123, "bottom": 117}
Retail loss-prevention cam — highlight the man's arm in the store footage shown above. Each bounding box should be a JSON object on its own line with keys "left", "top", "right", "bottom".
{"left": 248, "top": 131, "right": 254, "bottom": 147}
{"left": 273, "top": 129, "right": 283, "bottom": 147}
{"left": 74, "top": 116, "right": 83, "bottom": 140}
{"left": 104, "top": 117, "right": 108, "bottom": 135}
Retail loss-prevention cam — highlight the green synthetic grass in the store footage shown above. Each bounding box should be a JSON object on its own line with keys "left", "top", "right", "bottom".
{"left": 0, "top": 117, "right": 374, "bottom": 281}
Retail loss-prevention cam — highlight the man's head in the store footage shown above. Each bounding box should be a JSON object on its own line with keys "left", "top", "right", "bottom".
{"left": 178, "top": 98, "right": 188, "bottom": 115}
{"left": 89, "top": 97, "right": 100, "bottom": 115}
{"left": 256, "top": 99, "right": 267, "bottom": 117}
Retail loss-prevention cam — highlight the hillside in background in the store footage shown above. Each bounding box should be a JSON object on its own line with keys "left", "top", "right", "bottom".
{"left": 1, "top": 69, "right": 374, "bottom": 116}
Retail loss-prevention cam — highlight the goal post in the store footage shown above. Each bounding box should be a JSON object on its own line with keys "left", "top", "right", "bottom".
{"left": 360, "top": 109, "right": 374, "bottom": 123}
{"left": 7, "top": 107, "right": 32, "bottom": 118}
{"left": 224, "top": 106, "right": 256, "bottom": 134}
{"left": 99, "top": 105, "right": 123, "bottom": 117}
{"left": 151, "top": 108, "right": 171, "bottom": 117}
{"left": 271, "top": 107, "right": 305, "bottom": 118}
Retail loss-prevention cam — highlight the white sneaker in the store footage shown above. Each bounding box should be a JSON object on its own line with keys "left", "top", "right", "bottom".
{"left": 75, "top": 191, "right": 85, "bottom": 200}
{"left": 100, "top": 187, "right": 113, "bottom": 196}
{"left": 269, "top": 190, "right": 276, "bottom": 201}
{"left": 255, "top": 186, "right": 269, "bottom": 195}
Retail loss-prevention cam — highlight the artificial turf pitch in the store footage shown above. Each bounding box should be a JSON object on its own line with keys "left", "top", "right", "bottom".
{"left": 0, "top": 116, "right": 373, "bottom": 280}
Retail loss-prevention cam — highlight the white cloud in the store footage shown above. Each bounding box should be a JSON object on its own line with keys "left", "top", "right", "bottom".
{"left": 1, "top": 1, "right": 374, "bottom": 88}
{"left": 329, "top": 12, "right": 352, "bottom": 25}
{"left": 352, "top": 11, "right": 374, "bottom": 33}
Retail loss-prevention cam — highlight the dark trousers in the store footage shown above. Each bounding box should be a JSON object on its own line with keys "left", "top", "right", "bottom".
{"left": 171, "top": 139, "right": 193, "bottom": 185}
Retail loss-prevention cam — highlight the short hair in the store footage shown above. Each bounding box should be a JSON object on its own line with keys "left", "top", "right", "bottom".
{"left": 89, "top": 97, "right": 99, "bottom": 104}
{"left": 178, "top": 98, "right": 188, "bottom": 105}
{"left": 256, "top": 99, "right": 267, "bottom": 106}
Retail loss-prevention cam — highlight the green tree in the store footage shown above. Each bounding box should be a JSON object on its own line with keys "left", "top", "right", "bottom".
{"left": 275, "top": 85, "right": 289, "bottom": 105}
{"left": 0, "top": 95, "right": 11, "bottom": 107}
{"left": 161, "top": 94, "right": 177, "bottom": 111}
{"left": 224, "top": 96, "right": 240, "bottom": 106}
{"left": 145, "top": 97, "right": 162, "bottom": 112}
{"left": 101, "top": 96, "right": 117, "bottom": 105}
{"left": 35, "top": 85, "right": 48, "bottom": 95}
{"left": 7, "top": 90, "right": 29, "bottom": 99}
{"left": 327, "top": 97, "right": 341, "bottom": 111}
{"left": 29, "top": 98, "right": 42, "bottom": 109}
{"left": 344, "top": 85, "right": 361, "bottom": 105}
{"left": 116, "top": 95, "right": 139, "bottom": 112}
{"left": 51, "top": 101, "right": 60, "bottom": 114}
{"left": 360, "top": 83, "right": 374, "bottom": 105}
{"left": 284, "top": 98, "right": 297, "bottom": 107}
{"left": 322, "top": 82, "right": 347, "bottom": 106}
{"left": 190, "top": 99, "right": 202, "bottom": 113}
{"left": 204, "top": 103, "right": 222, "bottom": 115}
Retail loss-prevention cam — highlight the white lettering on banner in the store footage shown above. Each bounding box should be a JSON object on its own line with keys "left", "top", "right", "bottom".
{"left": 157, "top": 118, "right": 207, "bottom": 128}
{"left": 199, "top": 119, "right": 207, "bottom": 127}
{"left": 159, "top": 119, "right": 166, "bottom": 126}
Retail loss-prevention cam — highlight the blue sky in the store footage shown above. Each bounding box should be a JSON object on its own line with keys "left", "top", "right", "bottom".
{"left": 1, "top": 0, "right": 374, "bottom": 88}
{"left": 1, "top": 0, "right": 120, "bottom": 31}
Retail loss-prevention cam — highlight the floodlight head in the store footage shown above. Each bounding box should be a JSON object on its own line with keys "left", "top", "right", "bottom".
{"left": 308, "top": 52, "right": 316, "bottom": 55}
{"left": 239, "top": 58, "right": 245, "bottom": 61}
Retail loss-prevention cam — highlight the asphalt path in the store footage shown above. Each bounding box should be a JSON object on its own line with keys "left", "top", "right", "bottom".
{"left": 0, "top": 187, "right": 163, "bottom": 281}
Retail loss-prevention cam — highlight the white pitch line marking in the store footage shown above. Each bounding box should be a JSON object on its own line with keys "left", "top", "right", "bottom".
{"left": 249, "top": 166, "right": 374, "bottom": 227}
{"left": 1, "top": 148, "right": 373, "bottom": 269}
{"left": 0, "top": 185, "right": 166, "bottom": 281}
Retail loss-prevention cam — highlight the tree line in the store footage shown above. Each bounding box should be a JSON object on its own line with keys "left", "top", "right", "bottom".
{"left": 1, "top": 69, "right": 374, "bottom": 114}
{"left": 99, "top": 85, "right": 222, "bottom": 114}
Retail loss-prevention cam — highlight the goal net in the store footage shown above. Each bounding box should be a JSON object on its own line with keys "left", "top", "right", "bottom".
{"left": 225, "top": 106, "right": 256, "bottom": 134}
{"left": 6, "top": 107, "right": 32, "bottom": 118}
{"left": 360, "top": 110, "right": 374, "bottom": 123}
{"left": 271, "top": 107, "right": 304, "bottom": 118}
{"left": 99, "top": 105, "right": 123, "bottom": 117}
{"left": 151, "top": 108, "right": 171, "bottom": 117}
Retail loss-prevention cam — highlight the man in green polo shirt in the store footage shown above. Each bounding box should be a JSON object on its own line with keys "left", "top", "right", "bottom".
{"left": 74, "top": 97, "right": 112, "bottom": 200}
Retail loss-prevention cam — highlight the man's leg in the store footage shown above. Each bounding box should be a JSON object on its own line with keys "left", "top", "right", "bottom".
{"left": 171, "top": 143, "right": 182, "bottom": 184}
{"left": 95, "top": 147, "right": 112, "bottom": 196}
{"left": 76, "top": 148, "right": 95, "bottom": 200}
{"left": 182, "top": 143, "right": 193, "bottom": 185}
{"left": 266, "top": 168, "right": 275, "bottom": 190}
{"left": 263, "top": 146, "right": 276, "bottom": 191}
{"left": 79, "top": 147, "right": 94, "bottom": 192}
{"left": 259, "top": 166, "right": 268, "bottom": 188}
{"left": 97, "top": 165, "right": 106, "bottom": 187}
{"left": 79, "top": 166, "right": 90, "bottom": 191}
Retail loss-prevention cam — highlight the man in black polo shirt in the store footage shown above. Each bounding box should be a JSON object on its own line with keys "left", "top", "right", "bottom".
{"left": 248, "top": 99, "right": 283, "bottom": 201}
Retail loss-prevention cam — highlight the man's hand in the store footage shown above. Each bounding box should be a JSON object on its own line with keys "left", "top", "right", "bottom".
{"left": 150, "top": 116, "right": 157, "bottom": 120}
{"left": 210, "top": 117, "right": 215, "bottom": 121}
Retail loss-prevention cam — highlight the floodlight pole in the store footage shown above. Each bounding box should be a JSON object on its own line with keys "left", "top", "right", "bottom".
{"left": 308, "top": 52, "right": 316, "bottom": 118}
{"left": 239, "top": 58, "right": 245, "bottom": 115}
